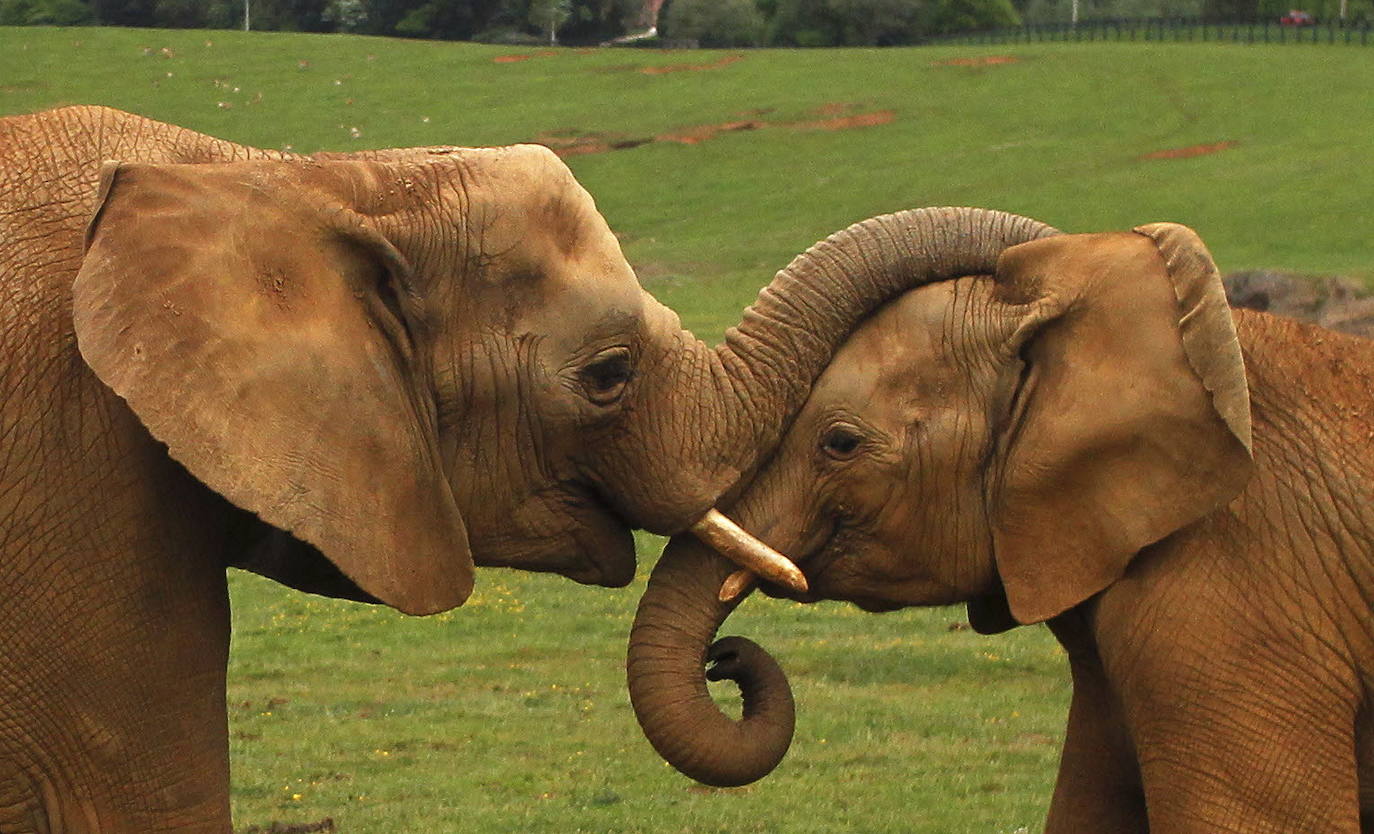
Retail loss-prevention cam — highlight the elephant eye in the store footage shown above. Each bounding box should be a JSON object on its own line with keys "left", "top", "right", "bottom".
{"left": 579, "top": 346, "right": 633, "bottom": 406}
{"left": 820, "top": 425, "right": 864, "bottom": 460}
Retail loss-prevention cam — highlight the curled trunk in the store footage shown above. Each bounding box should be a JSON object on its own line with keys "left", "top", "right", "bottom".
{"left": 628, "top": 208, "right": 1061, "bottom": 786}
{"left": 627, "top": 535, "right": 794, "bottom": 787}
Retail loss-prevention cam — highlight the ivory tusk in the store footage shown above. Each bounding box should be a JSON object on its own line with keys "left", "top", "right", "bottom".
{"left": 689, "top": 509, "right": 808, "bottom": 594}
{"left": 718, "top": 570, "right": 756, "bottom": 603}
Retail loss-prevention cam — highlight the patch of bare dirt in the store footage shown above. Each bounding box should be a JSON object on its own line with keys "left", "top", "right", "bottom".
{"left": 534, "top": 131, "right": 652, "bottom": 156}
{"left": 1140, "top": 140, "right": 1239, "bottom": 160}
{"left": 492, "top": 50, "right": 558, "bottom": 64}
{"left": 532, "top": 107, "right": 894, "bottom": 158}
{"left": 934, "top": 55, "right": 1020, "bottom": 67}
{"left": 657, "top": 120, "right": 764, "bottom": 145}
{"left": 794, "top": 110, "right": 896, "bottom": 131}
{"left": 638, "top": 54, "right": 744, "bottom": 75}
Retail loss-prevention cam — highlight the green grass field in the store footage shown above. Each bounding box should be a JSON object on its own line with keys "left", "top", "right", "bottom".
{"left": 3, "top": 26, "right": 1371, "bottom": 832}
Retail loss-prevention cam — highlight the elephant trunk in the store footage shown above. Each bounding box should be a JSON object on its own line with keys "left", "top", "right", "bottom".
{"left": 627, "top": 208, "right": 1063, "bottom": 786}
{"left": 706, "top": 207, "right": 1059, "bottom": 508}
{"left": 626, "top": 534, "right": 794, "bottom": 787}
{"left": 596, "top": 208, "right": 1058, "bottom": 540}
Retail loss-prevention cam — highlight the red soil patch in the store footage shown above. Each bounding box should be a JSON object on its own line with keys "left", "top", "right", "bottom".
{"left": 533, "top": 108, "right": 893, "bottom": 158}
{"left": 795, "top": 110, "right": 896, "bottom": 130}
{"left": 639, "top": 54, "right": 744, "bottom": 75}
{"left": 1140, "top": 140, "right": 1240, "bottom": 160}
{"left": 492, "top": 50, "right": 560, "bottom": 64}
{"left": 535, "top": 131, "right": 652, "bottom": 156}
{"left": 657, "top": 120, "right": 764, "bottom": 145}
{"left": 934, "top": 55, "right": 1020, "bottom": 67}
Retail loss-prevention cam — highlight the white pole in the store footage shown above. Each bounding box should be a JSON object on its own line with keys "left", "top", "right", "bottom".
{"left": 1071, "top": 0, "right": 1079, "bottom": 24}
{"left": 1340, "top": 0, "right": 1347, "bottom": 21}
{"left": 243, "top": 0, "right": 249, "bottom": 31}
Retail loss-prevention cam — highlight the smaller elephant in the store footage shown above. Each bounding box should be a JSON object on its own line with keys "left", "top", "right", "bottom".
{"left": 628, "top": 212, "right": 1374, "bottom": 832}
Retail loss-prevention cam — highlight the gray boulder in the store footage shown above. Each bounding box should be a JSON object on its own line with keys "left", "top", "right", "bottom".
{"left": 1224, "top": 271, "right": 1374, "bottom": 339}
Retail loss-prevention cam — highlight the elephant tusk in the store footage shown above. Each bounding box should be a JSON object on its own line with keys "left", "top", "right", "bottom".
{"left": 689, "top": 509, "right": 808, "bottom": 594}
{"left": 718, "top": 569, "right": 756, "bottom": 603}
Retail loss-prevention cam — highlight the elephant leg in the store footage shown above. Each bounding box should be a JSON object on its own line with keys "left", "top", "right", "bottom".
{"left": 1103, "top": 630, "right": 1361, "bottom": 833}
{"left": 1, "top": 550, "right": 233, "bottom": 832}
{"left": 1132, "top": 690, "right": 1358, "bottom": 832}
{"left": 0, "top": 424, "right": 236, "bottom": 832}
{"left": 1046, "top": 615, "right": 1147, "bottom": 834}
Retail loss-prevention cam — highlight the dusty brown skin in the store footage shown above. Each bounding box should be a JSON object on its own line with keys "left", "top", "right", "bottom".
{"left": 0, "top": 107, "right": 1016, "bottom": 831}
{"left": 629, "top": 219, "right": 1374, "bottom": 831}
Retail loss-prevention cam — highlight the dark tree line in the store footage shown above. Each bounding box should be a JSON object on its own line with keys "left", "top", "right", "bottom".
{"left": 2, "top": 0, "right": 1359, "bottom": 40}
{"left": 0, "top": 0, "right": 642, "bottom": 42}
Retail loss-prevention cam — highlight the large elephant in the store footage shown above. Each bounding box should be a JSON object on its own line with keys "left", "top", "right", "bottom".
{"left": 628, "top": 210, "right": 1374, "bottom": 831}
{"left": 0, "top": 108, "right": 1043, "bottom": 831}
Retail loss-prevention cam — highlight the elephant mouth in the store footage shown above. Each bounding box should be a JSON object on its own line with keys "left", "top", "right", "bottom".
{"left": 749, "top": 519, "right": 900, "bottom": 608}
{"left": 469, "top": 480, "right": 637, "bottom": 588}
{"left": 558, "top": 479, "right": 639, "bottom": 586}
{"left": 752, "top": 526, "right": 845, "bottom": 604}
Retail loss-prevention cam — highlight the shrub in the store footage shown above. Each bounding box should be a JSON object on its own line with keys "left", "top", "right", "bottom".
{"left": 0, "top": 0, "right": 94, "bottom": 24}
{"left": 664, "top": 0, "right": 766, "bottom": 46}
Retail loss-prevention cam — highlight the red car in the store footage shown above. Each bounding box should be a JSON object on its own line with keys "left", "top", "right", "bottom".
{"left": 1281, "top": 9, "right": 1315, "bottom": 25}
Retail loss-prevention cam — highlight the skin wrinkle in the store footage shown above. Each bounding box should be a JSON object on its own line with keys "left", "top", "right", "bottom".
{"left": 6, "top": 106, "right": 775, "bottom": 828}
{"left": 681, "top": 237, "right": 1374, "bottom": 828}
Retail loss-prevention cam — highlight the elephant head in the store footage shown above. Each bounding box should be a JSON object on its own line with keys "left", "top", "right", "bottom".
{"left": 627, "top": 216, "right": 1254, "bottom": 786}
{"left": 71, "top": 151, "right": 1040, "bottom": 616}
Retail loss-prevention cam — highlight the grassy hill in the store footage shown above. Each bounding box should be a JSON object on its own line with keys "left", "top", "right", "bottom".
{"left": 3, "top": 26, "right": 1371, "bottom": 833}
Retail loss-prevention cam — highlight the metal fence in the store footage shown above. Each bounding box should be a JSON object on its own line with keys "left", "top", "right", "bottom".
{"left": 931, "top": 17, "right": 1373, "bottom": 46}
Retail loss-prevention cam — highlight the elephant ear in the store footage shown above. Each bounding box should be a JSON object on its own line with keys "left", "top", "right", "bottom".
{"left": 74, "top": 159, "right": 472, "bottom": 615}
{"left": 987, "top": 224, "right": 1252, "bottom": 625}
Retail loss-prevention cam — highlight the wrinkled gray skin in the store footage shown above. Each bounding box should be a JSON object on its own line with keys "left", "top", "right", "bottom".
{"left": 630, "top": 220, "right": 1374, "bottom": 832}
{"left": 0, "top": 106, "right": 1010, "bottom": 831}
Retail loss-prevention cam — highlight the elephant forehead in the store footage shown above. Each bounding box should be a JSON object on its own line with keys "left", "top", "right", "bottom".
{"left": 506, "top": 231, "right": 644, "bottom": 344}
{"left": 813, "top": 280, "right": 977, "bottom": 414}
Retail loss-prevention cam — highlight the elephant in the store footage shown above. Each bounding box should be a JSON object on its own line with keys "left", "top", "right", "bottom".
{"left": 627, "top": 208, "right": 1374, "bottom": 832}
{"left": 0, "top": 107, "right": 1048, "bottom": 831}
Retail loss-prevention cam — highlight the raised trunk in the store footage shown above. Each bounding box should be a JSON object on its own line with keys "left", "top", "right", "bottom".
{"left": 626, "top": 208, "right": 1061, "bottom": 534}
{"left": 627, "top": 208, "right": 1062, "bottom": 786}
{"left": 626, "top": 534, "right": 794, "bottom": 786}
{"left": 711, "top": 208, "right": 1059, "bottom": 500}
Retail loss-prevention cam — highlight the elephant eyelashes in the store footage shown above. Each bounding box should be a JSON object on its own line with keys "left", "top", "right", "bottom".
{"left": 820, "top": 425, "right": 865, "bottom": 460}
{"left": 579, "top": 346, "right": 634, "bottom": 405}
